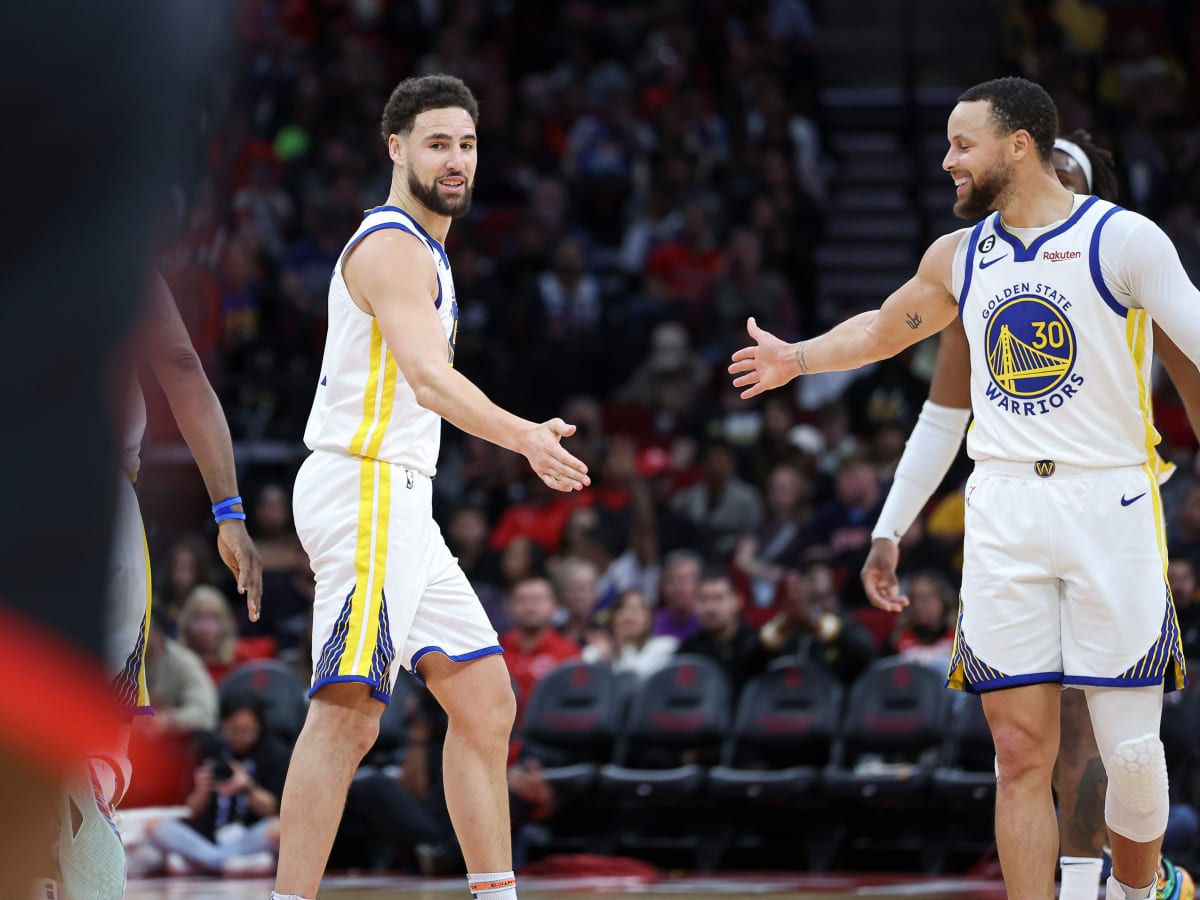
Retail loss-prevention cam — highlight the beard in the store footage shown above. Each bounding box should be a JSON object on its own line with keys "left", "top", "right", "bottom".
{"left": 408, "top": 168, "right": 473, "bottom": 219}
{"left": 952, "top": 160, "right": 1010, "bottom": 220}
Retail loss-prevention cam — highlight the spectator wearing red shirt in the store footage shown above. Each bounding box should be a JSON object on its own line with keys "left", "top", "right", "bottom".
{"left": 643, "top": 203, "right": 724, "bottom": 312}
{"left": 177, "top": 586, "right": 274, "bottom": 686}
{"left": 499, "top": 578, "right": 580, "bottom": 724}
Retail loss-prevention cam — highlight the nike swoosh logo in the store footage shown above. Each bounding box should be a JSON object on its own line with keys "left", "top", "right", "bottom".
{"left": 1121, "top": 492, "right": 1147, "bottom": 506}
{"left": 979, "top": 256, "right": 1007, "bottom": 269}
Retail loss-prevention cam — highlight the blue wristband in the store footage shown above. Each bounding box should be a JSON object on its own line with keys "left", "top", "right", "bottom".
{"left": 212, "top": 496, "right": 246, "bottom": 523}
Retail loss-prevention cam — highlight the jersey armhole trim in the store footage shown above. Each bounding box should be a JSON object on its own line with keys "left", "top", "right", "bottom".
{"left": 1089, "top": 206, "right": 1128, "bottom": 317}
{"left": 957, "top": 220, "right": 987, "bottom": 318}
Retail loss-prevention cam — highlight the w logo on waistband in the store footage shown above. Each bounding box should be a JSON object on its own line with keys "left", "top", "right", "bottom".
{"left": 1034, "top": 460, "right": 1056, "bottom": 478}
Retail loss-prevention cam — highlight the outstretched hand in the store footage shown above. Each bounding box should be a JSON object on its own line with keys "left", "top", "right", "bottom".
{"left": 519, "top": 418, "right": 590, "bottom": 493}
{"left": 217, "top": 520, "right": 264, "bottom": 622}
{"left": 728, "top": 317, "right": 801, "bottom": 399}
{"left": 860, "top": 537, "right": 909, "bottom": 613}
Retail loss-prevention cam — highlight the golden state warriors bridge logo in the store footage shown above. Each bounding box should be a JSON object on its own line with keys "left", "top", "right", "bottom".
{"left": 983, "top": 295, "right": 1083, "bottom": 414}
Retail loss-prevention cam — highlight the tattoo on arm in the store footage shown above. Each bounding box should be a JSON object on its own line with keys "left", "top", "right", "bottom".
{"left": 795, "top": 342, "right": 810, "bottom": 374}
{"left": 905, "top": 312, "right": 923, "bottom": 330}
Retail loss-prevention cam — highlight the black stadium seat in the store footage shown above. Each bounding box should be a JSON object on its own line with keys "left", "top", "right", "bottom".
{"left": 820, "top": 658, "right": 948, "bottom": 871}
{"left": 596, "top": 655, "right": 732, "bottom": 867}
{"left": 520, "top": 660, "right": 622, "bottom": 795}
{"left": 219, "top": 659, "right": 310, "bottom": 743}
{"left": 709, "top": 659, "right": 841, "bottom": 800}
{"left": 707, "top": 660, "right": 843, "bottom": 869}
{"left": 931, "top": 690, "right": 997, "bottom": 869}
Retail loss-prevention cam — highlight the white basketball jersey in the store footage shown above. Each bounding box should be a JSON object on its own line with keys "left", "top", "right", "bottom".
{"left": 303, "top": 206, "right": 459, "bottom": 475}
{"left": 954, "top": 194, "right": 1159, "bottom": 468}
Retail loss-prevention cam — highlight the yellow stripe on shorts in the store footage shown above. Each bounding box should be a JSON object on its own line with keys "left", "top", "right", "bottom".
{"left": 340, "top": 457, "right": 392, "bottom": 678}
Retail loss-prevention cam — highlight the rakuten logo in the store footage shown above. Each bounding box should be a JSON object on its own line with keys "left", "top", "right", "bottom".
{"left": 1042, "top": 250, "right": 1082, "bottom": 262}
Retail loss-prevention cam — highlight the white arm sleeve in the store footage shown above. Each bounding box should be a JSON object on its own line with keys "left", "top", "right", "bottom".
{"left": 871, "top": 400, "right": 972, "bottom": 543}
{"left": 1103, "top": 214, "right": 1200, "bottom": 369}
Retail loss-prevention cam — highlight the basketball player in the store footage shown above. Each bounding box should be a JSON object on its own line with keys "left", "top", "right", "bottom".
{"left": 51, "top": 271, "right": 265, "bottom": 900}
{"left": 271, "top": 75, "right": 589, "bottom": 900}
{"left": 730, "top": 77, "right": 1198, "bottom": 900}
{"left": 859, "top": 131, "right": 1195, "bottom": 900}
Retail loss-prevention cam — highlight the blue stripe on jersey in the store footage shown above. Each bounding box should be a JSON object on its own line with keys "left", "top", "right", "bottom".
{"left": 957, "top": 219, "right": 987, "bottom": 318}
{"left": 993, "top": 194, "right": 1099, "bottom": 261}
{"left": 1088, "top": 205, "right": 1128, "bottom": 316}
{"left": 364, "top": 205, "right": 449, "bottom": 269}
{"left": 342, "top": 221, "right": 415, "bottom": 265}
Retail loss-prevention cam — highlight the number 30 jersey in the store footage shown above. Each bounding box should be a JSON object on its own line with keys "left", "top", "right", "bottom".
{"left": 953, "top": 193, "right": 1160, "bottom": 469}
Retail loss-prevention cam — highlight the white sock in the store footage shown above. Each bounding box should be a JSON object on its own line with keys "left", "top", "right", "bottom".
{"left": 270, "top": 893, "right": 315, "bottom": 900}
{"left": 1060, "top": 856, "right": 1104, "bottom": 899}
{"left": 467, "top": 870, "right": 518, "bottom": 900}
{"left": 1105, "top": 874, "right": 1155, "bottom": 899}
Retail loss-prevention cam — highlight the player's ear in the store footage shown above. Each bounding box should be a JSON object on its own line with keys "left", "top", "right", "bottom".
{"left": 387, "top": 133, "right": 405, "bottom": 168}
{"left": 1011, "top": 129, "right": 1034, "bottom": 162}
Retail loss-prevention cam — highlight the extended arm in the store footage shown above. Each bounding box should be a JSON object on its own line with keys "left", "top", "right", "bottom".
{"left": 141, "top": 273, "right": 263, "bottom": 620}
{"left": 862, "top": 320, "right": 972, "bottom": 611}
{"left": 729, "top": 231, "right": 964, "bottom": 398}
{"left": 345, "top": 231, "right": 589, "bottom": 492}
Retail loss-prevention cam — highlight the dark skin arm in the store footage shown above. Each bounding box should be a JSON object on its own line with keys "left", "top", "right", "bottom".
{"left": 140, "top": 272, "right": 263, "bottom": 621}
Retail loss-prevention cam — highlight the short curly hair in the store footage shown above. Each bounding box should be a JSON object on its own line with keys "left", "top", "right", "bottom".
{"left": 959, "top": 77, "right": 1058, "bottom": 164}
{"left": 380, "top": 74, "right": 479, "bottom": 142}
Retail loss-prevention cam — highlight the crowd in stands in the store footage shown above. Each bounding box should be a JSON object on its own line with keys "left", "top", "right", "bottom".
{"left": 126, "top": 0, "right": 1200, "bottom": 879}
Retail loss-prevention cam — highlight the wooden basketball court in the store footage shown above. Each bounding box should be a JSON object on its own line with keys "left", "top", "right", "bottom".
{"left": 125, "top": 872, "right": 1010, "bottom": 899}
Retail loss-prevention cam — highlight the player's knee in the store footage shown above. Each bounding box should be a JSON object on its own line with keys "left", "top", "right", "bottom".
{"left": 306, "top": 693, "right": 381, "bottom": 756}
{"left": 451, "top": 679, "right": 515, "bottom": 746}
{"left": 991, "top": 720, "right": 1055, "bottom": 784}
{"left": 1103, "top": 732, "right": 1170, "bottom": 842}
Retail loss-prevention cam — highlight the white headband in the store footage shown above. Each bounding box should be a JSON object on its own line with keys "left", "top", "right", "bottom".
{"left": 1054, "top": 138, "right": 1093, "bottom": 193}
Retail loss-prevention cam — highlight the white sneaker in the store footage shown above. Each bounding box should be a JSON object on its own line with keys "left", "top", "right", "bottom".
{"left": 57, "top": 763, "right": 126, "bottom": 900}
{"left": 221, "top": 850, "right": 277, "bottom": 877}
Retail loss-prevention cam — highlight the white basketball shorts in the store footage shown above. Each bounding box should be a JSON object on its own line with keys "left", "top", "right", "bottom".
{"left": 107, "top": 475, "right": 152, "bottom": 712}
{"left": 293, "top": 449, "right": 501, "bottom": 703}
{"left": 949, "top": 459, "right": 1187, "bottom": 693}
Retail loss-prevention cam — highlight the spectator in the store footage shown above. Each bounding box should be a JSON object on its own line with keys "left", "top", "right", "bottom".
{"left": 582, "top": 588, "right": 678, "bottom": 682}
{"left": 885, "top": 572, "right": 958, "bottom": 670}
{"left": 499, "top": 578, "right": 581, "bottom": 722}
{"left": 600, "top": 517, "right": 662, "bottom": 607}
{"left": 760, "top": 567, "right": 876, "bottom": 685}
{"left": 805, "top": 455, "right": 882, "bottom": 576}
{"left": 142, "top": 617, "right": 219, "bottom": 738}
{"left": 498, "top": 535, "right": 546, "bottom": 592}
{"left": 671, "top": 438, "right": 764, "bottom": 559}
{"left": 643, "top": 203, "right": 725, "bottom": 315}
{"left": 552, "top": 557, "right": 604, "bottom": 647}
{"left": 678, "top": 569, "right": 776, "bottom": 695}
{"left": 177, "top": 585, "right": 273, "bottom": 686}
{"left": 158, "top": 535, "right": 223, "bottom": 631}
{"left": 142, "top": 695, "right": 288, "bottom": 876}
{"left": 614, "top": 321, "right": 711, "bottom": 423}
{"left": 732, "top": 463, "right": 812, "bottom": 624}
{"left": 652, "top": 549, "right": 703, "bottom": 642}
